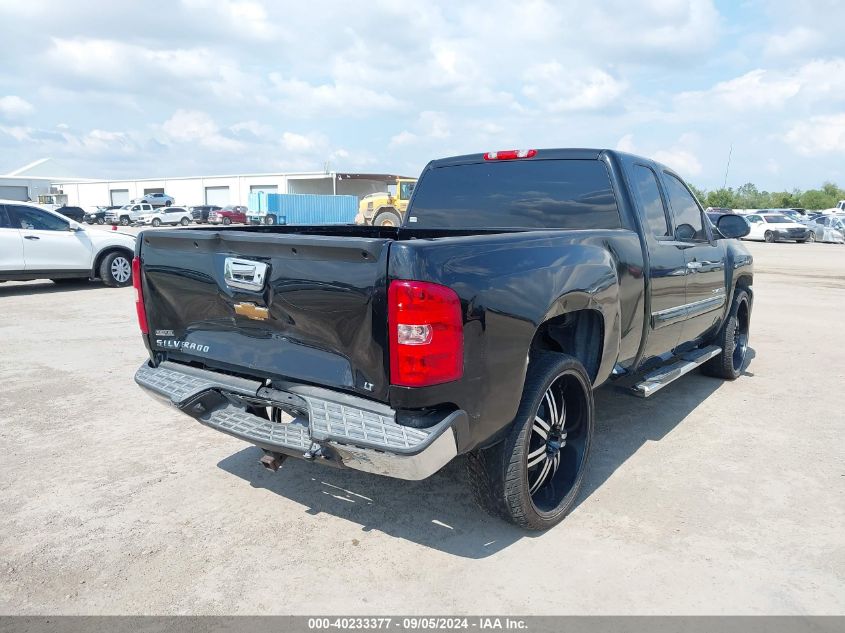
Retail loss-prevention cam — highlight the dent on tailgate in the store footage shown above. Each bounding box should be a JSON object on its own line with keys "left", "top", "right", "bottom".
{"left": 140, "top": 229, "right": 394, "bottom": 401}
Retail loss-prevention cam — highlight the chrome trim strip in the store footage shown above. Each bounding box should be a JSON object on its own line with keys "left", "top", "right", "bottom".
{"left": 651, "top": 293, "right": 726, "bottom": 329}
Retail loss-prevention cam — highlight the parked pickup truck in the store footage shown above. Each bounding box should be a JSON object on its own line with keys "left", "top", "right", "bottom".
{"left": 106, "top": 203, "right": 153, "bottom": 226}
{"left": 132, "top": 148, "right": 753, "bottom": 530}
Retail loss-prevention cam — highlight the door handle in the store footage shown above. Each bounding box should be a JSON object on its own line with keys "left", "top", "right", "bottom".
{"left": 24, "top": 235, "right": 40, "bottom": 240}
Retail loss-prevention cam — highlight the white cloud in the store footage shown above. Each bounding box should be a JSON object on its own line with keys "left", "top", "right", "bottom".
{"left": 160, "top": 110, "right": 244, "bottom": 152}
{"left": 389, "top": 111, "right": 451, "bottom": 148}
{"left": 676, "top": 69, "right": 801, "bottom": 112}
{"left": 269, "top": 75, "right": 405, "bottom": 118}
{"left": 522, "top": 63, "right": 627, "bottom": 112}
{"left": 784, "top": 114, "right": 845, "bottom": 155}
{"left": 0, "top": 95, "right": 34, "bottom": 118}
{"left": 44, "top": 38, "right": 255, "bottom": 101}
{"left": 180, "top": 0, "right": 276, "bottom": 39}
{"left": 763, "top": 27, "right": 820, "bottom": 59}
{"left": 230, "top": 120, "right": 272, "bottom": 137}
{"left": 674, "top": 59, "right": 845, "bottom": 114}
{"left": 616, "top": 134, "right": 637, "bottom": 153}
{"left": 652, "top": 148, "right": 703, "bottom": 176}
{"left": 281, "top": 131, "right": 321, "bottom": 153}
{"left": 389, "top": 131, "right": 418, "bottom": 148}
{"left": 0, "top": 125, "right": 33, "bottom": 142}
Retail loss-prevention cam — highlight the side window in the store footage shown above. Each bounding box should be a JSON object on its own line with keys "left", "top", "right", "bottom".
{"left": 0, "top": 205, "right": 11, "bottom": 228}
{"left": 631, "top": 165, "right": 670, "bottom": 238}
{"left": 663, "top": 173, "right": 706, "bottom": 241}
{"left": 746, "top": 215, "right": 760, "bottom": 223}
{"left": 818, "top": 216, "right": 829, "bottom": 226}
{"left": 9, "top": 205, "right": 69, "bottom": 231}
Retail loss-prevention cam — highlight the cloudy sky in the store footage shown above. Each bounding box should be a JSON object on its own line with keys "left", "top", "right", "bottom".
{"left": 0, "top": 0, "right": 843, "bottom": 189}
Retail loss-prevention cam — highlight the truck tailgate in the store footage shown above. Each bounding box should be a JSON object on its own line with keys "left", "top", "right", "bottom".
{"left": 139, "top": 229, "right": 392, "bottom": 401}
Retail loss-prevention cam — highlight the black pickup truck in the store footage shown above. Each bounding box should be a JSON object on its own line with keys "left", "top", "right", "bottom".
{"left": 132, "top": 148, "right": 753, "bottom": 530}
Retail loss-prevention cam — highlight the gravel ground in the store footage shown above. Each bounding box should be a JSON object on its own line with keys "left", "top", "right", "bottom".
{"left": 0, "top": 241, "right": 843, "bottom": 615}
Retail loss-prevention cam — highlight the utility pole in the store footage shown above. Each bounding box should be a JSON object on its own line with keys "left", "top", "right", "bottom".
{"left": 723, "top": 144, "right": 733, "bottom": 189}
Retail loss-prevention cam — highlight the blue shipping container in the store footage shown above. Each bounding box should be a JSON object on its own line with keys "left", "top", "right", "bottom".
{"left": 247, "top": 192, "right": 357, "bottom": 225}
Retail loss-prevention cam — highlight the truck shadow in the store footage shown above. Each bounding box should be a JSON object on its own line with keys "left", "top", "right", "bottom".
{"left": 217, "top": 349, "right": 755, "bottom": 559}
{"left": 0, "top": 280, "right": 102, "bottom": 296}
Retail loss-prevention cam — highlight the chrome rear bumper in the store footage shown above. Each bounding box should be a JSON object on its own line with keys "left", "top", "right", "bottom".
{"left": 135, "top": 361, "right": 461, "bottom": 480}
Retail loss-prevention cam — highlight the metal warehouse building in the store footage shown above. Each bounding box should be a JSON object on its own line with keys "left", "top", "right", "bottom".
{"left": 0, "top": 176, "right": 58, "bottom": 202}
{"left": 54, "top": 171, "right": 409, "bottom": 208}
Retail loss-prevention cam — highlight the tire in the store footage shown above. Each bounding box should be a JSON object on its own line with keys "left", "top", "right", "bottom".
{"left": 764, "top": 230, "right": 775, "bottom": 243}
{"left": 701, "top": 289, "right": 751, "bottom": 380}
{"left": 373, "top": 209, "right": 402, "bottom": 227}
{"left": 119, "top": 216, "right": 130, "bottom": 226}
{"left": 165, "top": 201, "right": 172, "bottom": 207}
{"left": 264, "top": 215, "right": 276, "bottom": 226}
{"left": 151, "top": 218, "right": 161, "bottom": 227}
{"left": 180, "top": 217, "right": 190, "bottom": 226}
{"left": 466, "top": 352, "right": 594, "bottom": 530}
{"left": 96, "top": 217, "right": 105, "bottom": 225}
{"left": 807, "top": 232, "right": 816, "bottom": 243}
{"left": 100, "top": 251, "right": 133, "bottom": 288}
{"left": 222, "top": 217, "right": 231, "bottom": 225}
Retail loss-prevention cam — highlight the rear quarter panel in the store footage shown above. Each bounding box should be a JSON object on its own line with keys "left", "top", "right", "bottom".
{"left": 388, "top": 229, "right": 645, "bottom": 450}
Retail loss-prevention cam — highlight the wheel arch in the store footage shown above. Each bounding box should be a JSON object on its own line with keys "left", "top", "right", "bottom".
{"left": 92, "top": 246, "right": 134, "bottom": 279}
{"left": 530, "top": 308, "right": 606, "bottom": 383}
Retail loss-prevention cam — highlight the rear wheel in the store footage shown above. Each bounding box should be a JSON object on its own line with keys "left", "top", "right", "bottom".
{"left": 264, "top": 215, "right": 276, "bottom": 225}
{"left": 764, "top": 230, "right": 775, "bottom": 243}
{"left": 119, "top": 216, "right": 130, "bottom": 226}
{"left": 165, "top": 200, "right": 172, "bottom": 207}
{"left": 702, "top": 289, "right": 750, "bottom": 380}
{"left": 151, "top": 218, "right": 161, "bottom": 227}
{"left": 100, "top": 252, "right": 132, "bottom": 288}
{"left": 374, "top": 209, "right": 402, "bottom": 227}
{"left": 467, "top": 352, "right": 594, "bottom": 530}
{"left": 180, "top": 217, "right": 189, "bottom": 226}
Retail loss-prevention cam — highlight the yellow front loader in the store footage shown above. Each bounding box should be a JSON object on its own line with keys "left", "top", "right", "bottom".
{"left": 355, "top": 178, "right": 417, "bottom": 227}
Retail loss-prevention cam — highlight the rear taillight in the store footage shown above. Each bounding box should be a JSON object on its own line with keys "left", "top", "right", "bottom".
{"left": 483, "top": 149, "right": 537, "bottom": 160}
{"left": 388, "top": 280, "right": 463, "bottom": 387}
{"left": 132, "top": 257, "right": 149, "bottom": 334}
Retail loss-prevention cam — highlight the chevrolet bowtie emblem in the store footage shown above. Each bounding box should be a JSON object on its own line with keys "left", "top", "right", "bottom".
{"left": 234, "top": 302, "right": 269, "bottom": 320}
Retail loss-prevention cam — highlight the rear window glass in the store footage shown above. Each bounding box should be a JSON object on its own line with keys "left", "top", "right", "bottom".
{"left": 408, "top": 159, "right": 621, "bottom": 230}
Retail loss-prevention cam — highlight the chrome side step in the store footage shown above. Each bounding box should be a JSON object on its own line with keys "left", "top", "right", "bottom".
{"left": 632, "top": 345, "right": 722, "bottom": 398}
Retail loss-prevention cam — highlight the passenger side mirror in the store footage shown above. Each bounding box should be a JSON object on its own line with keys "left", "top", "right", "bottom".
{"left": 715, "top": 214, "right": 749, "bottom": 239}
{"left": 67, "top": 220, "right": 83, "bottom": 231}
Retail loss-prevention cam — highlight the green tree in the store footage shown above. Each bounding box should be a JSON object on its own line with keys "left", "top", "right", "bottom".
{"left": 706, "top": 188, "right": 736, "bottom": 208}
{"left": 688, "top": 183, "right": 707, "bottom": 203}
{"left": 821, "top": 181, "right": 845, "bottom": 201}
{"left": 735, "top": 182, "right": 762, "bottom": 208}
{"left": 768, "top": 191, "right": 800, "bottom": 208}
{"left": 800, "top": 189, "right": 836, "bottom": 210}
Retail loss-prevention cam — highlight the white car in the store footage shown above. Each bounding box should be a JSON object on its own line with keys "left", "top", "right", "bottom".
{"left": 132, "top": 193, "right": 175, "bottom": 207}
{"left": 741, "top": 212, "right": 811, "bottom": 243}
{"left": 106, "top": 203, "right": 153, "bottom": 226}
{"left": 0, "top": 200, "right": 136, "bottom": 287}
{"left": 137, "top": 206, "right": 192, "bottom": 227}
